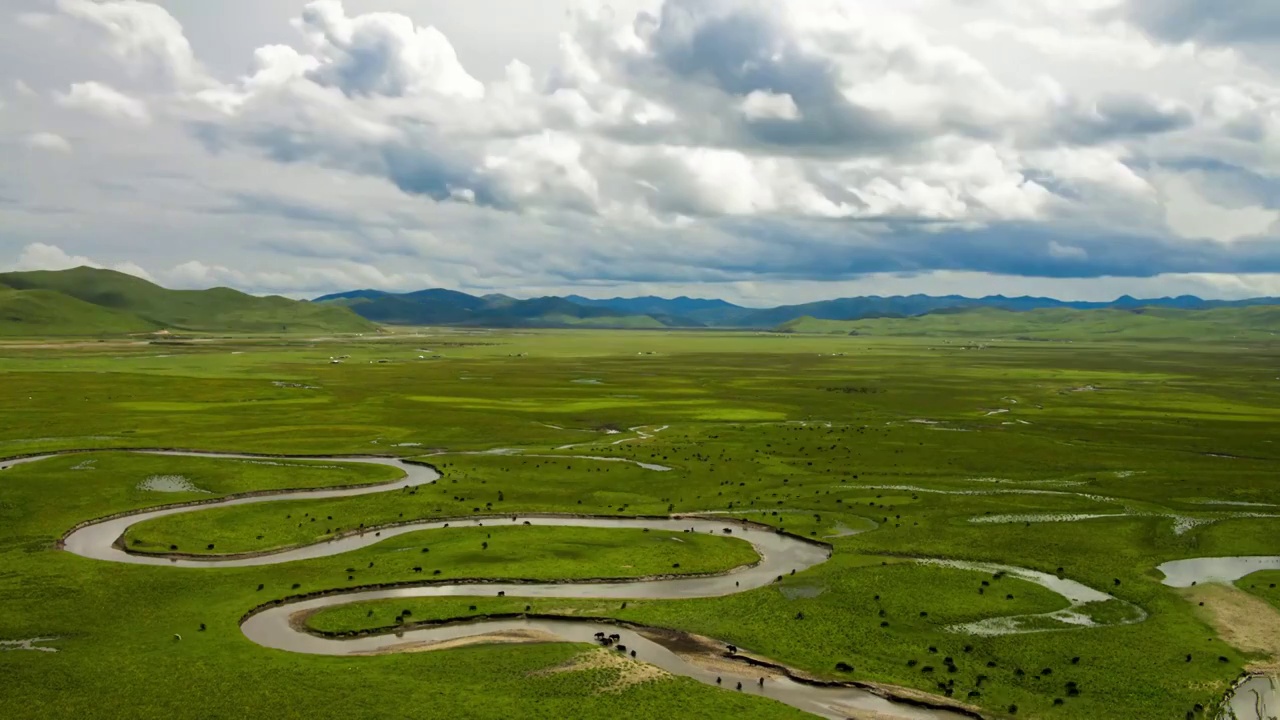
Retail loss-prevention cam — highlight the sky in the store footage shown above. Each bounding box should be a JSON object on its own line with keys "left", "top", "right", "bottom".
{"left": 3, "top": 0, "right": 1280, "bottom": 306}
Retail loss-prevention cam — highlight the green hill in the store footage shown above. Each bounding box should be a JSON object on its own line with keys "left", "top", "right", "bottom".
{"left": 0, "top": 267, "right": 377, "bottom": 336}
{"left": 775, "top": 307, "right": 1280, "bottom": 342}
{"left": 0, "top": 287, "right": 159, "bottom": 336}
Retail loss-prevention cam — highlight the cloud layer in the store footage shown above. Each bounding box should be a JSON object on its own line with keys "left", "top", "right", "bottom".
{"left": 2, "top": 0, "right": 1280, "bottom": 301}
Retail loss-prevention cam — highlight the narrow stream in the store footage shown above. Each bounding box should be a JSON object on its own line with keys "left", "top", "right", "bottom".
{"left": 255, "top": 616, "right": 966, "bottom": 720}
{"left": 4, "top": 450, "right": 980, "bottom": 718}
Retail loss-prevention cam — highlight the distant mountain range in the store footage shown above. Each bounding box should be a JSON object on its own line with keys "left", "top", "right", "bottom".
{"left": 314, "top": 287, "right": 1280, "bottom": 330}
{"left": 314, "top": 289, "right": 678, "bottom": 329}
{"left": 0, "top": 267, "right": 375, "bottom": 336}
{"left": 4, "top": 268, "right": 1275, "bottom": 338}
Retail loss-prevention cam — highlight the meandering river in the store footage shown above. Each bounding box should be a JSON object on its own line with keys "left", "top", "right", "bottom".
{"left": 8, "top": 450, "right": 1269, "bottom": 719}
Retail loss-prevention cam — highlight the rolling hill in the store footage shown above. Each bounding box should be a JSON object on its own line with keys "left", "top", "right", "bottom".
{"left": 317, "top": 286, "right": 1280, "bottom": 329}
{"left": 0, "top": 287, "right": 160, "bottom": 336}
{"left": 0, "top": 267, "right": 376, "bottom": 336}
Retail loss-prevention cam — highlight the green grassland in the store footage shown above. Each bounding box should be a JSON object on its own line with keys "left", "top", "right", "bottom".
{"left": 0, "top": 267, "right": 375, "bottom": 335}
{"left": 1239, "top": 571, "right": 1280, "bottom": 611}
{"left": 0, "top": 287, "right": 161, "bottom": 336}
{"left": 125, "top": 520, "right": 760, "bottom": 580}
{"left": 777, "top": 306, "right": 1280, "bottom": 342}
{"left": 1, "top": 326, "right": 1278, "bottom": 719}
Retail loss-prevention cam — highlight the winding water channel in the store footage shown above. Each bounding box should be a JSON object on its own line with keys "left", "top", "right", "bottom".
{"left": 6, "top": 450, "right": 1276, "bottom": 719}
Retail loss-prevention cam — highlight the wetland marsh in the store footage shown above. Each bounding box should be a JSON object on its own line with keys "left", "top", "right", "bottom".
{"left": 2, "top": 329, "right": 1278, "bottom": 719}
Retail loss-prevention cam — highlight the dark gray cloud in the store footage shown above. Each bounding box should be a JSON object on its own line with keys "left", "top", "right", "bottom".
{"left": 1051, "top": 94, "right": 1194, "bottom": 145}
{"left": 1123, "top": 0, "right": 1280, "bottom": 45}
{"left": 705, "top": 219, "right": 1280, "bottom": 282}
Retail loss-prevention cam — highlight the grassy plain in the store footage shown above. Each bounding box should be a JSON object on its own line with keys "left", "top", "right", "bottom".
{"left": 1240, "top": 571, "right": 1280, "bottom": 612}
{"left": 1, "top": 327, "right": 1278, "bottom": 720}
{"left": 777, "top": 306, "right": 1280, "bottom": 342}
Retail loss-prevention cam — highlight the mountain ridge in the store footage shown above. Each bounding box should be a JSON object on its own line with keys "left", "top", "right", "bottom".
{"left": 5, "top": 268, "right": 1276, "bottom": 336}
{"left": 313, "top": 286, "right": 1280, "bottom": 329}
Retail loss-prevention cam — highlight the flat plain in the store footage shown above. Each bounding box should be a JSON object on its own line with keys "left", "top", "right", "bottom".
{"left": 1, "top": 327, "right": 1278, "bottom": 719}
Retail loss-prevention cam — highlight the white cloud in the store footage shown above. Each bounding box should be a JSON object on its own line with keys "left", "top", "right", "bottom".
{"left": 148, "top": 257, "right": 440, "bottom": 296}
{"left": 0, "top": 0, "right": 1276, "bottom": 299}
{"left": 12, "top": 242, "right": 96, "bottom": 271}
{"left": 55, "top": 0, "right": 207, "bottom": 88}
{"left": 1155, "top": 172, "right": 1280, "bottom": 242}
{"left": 6, "top": 243, "right": 154, "bottom": 281}
{"left": 55, "top": 82, "right": 151, "bottom": 124}
{"left": 1026, "top": 146, "right": 1154, "bottom": 197}
{"left": 740, "top": 91, "right": 800, "bottom": 121}
{"left": 293, "top": 0, "right": 485, "bottom": 99}
{"left": 2, "top": 243, "right": 429, "bottom": 295}
{"left": 23, "top": 132, "right": 73, "bottom": 153}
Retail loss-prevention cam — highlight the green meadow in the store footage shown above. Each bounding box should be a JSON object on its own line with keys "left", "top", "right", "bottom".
{"left": 1239, "top": 571, "right": 1280, "bottom": 612}
{"left": 1, "top": 327, "right": 1278, "bottom": 719}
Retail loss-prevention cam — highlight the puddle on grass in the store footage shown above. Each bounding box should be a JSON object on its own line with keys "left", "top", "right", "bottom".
{"left": 823, "top": 523, "right": 866, "bottom": 538}
{"left": 969, "top": 513, "right": 1128, "bottom": 525}
{"left": 1192, "top": 500, "right": 1278, "bottom": 508}
{"left": 857, "top": 485, "right": 1102, "bottom": 500}
{"left": 779, "top": 585, "right": 826, "bottom": 600}
{"left": 1169, "top": 516, "right": 1217, "bottom": 536}
{"left": 234, "top": 459, "right": 343, "bottom": 469}
{"left": 429, "top": 449, "right": 671, "bottom": 472}
{"left": 271, "top": 381, "right": 320, "bottom": 390}
{"left": 961, "top": 477, "right": 1086, "bottom": 487}
{"left": 0, "top": 638, "right": 58, "bottom": 653}
{"left": 571, "top": 379, "right": 603, "bottom": 385}
{"left": 565, "top": 455, "right": 671, "bottom": 472}
{"left": 1156, "top": 557, "right": 1280, "bottom": 588}
{"left": 968, "top": 511, "right": 1274, "bottom": 538}
{"left": 916, "top": 559, "right": 1145, "bottom": 636}
{"left": 137, "top": 475, "right": 210, "bottom": 493}
{"left": 1223, "top": 675, "right": 1278, "bottom": 720}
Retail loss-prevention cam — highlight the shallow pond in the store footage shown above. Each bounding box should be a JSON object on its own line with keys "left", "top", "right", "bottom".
{"left": 1223, "top": 675, "right": 1278, "bottom": 720}
{"left": 137, "top": 475, "right": 210, "bottom": 493}
{"left": 1156, "top": 557, "right": 1280, "bottom": 587}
